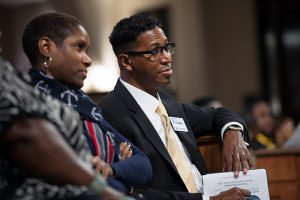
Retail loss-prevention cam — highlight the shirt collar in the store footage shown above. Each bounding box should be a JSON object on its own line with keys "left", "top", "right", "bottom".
{"left": 119, "top": 79, "right": 160, "bottom": 117}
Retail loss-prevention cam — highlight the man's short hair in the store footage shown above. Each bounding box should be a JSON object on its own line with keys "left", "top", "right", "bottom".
{"left": 109, "top": 14, "right": 162, "bottom": 56}
{"left": 22, "top": 11, "right": 82, "bottom": 65}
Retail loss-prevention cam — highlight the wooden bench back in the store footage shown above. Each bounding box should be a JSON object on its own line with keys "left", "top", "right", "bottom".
{"left": 197, "top": 135, "right": 223, "bottom": 173}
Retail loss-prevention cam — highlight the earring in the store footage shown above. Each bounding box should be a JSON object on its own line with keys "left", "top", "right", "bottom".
{"left": 43, "top": 56, "right": 52, "bottom": 69}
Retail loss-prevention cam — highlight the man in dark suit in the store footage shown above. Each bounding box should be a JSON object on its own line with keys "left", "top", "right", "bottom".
{"left": 100, "top": 14, "right": 253, "bottom": 200}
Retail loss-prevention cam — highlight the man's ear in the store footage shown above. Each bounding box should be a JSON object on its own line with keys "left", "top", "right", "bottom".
{"left": 38, "top": 36, "right": 53, "bottom": 57}
{"left": 118, "top": 54, "right": 133, "bottom": 71}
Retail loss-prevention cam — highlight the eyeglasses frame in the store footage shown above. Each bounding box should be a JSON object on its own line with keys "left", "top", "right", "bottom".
{"left": 124, "top": 42, "right": 176, "bottom": 56}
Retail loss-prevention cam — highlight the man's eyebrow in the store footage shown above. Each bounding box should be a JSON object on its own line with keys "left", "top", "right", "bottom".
{"left": 148, "top": 40, "right": 168, "bottom": 48}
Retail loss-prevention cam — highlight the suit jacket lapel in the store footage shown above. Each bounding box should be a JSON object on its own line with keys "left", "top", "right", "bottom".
{"left": 114, "top": 81, "right": 178, "bottom": 171}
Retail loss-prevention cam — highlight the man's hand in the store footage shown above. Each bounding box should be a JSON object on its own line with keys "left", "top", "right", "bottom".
{"left": 222, "top": 130, "right": 254, "bottom": 176}
{"left": 210, "top": 187, "right": 251, "bottom": 200}
{"left": 119, "top": 142, "right": 132, "bottom": 160}
{"left": 91, "top": 156, "right": 113, "bottom": 178}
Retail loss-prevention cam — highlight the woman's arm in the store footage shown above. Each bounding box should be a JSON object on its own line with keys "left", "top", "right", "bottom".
{"left": 0, "top": 117, "right": 131, "bottom": 200}
{"left": 1, "top": 117, "right": 94, "bottom": 185}
{"left": 110, "top": 129, "right": 153, "bottom": 187}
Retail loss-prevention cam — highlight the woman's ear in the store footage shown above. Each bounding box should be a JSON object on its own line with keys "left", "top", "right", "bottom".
{"left": 38, "top": 36, "right": 53, "bottom": 57}
{"left": 118, "top": 54, "right": 133, "bottom": 72}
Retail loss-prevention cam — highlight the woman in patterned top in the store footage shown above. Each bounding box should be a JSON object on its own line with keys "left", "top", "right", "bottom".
{"left": 0, "top": 57, "right": 133, "bottom": 200}
{"left": 22, "top": 12, "right": 152, "bottom": 194}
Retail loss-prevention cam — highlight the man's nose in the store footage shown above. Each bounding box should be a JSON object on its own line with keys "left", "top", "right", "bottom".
{"left": 161, "top": 49, "right": 172, "bottom": 62}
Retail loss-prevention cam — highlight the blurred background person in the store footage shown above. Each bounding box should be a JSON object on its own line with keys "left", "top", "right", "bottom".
{"left": 283, "top": 121, "right": 300, "bottom": 148}
{"left": 273, "top": 116, "right": 300, "bottom": 149}
{"left": 273, "top": 116, "right": 295, "bottom": 148}
{"left": 242, "top": 96, "right": 276, "bottom": 150}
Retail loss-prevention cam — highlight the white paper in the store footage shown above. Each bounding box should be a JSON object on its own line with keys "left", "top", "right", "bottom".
{"left": 202, "top": 169, "right": 270, "bottom": 200}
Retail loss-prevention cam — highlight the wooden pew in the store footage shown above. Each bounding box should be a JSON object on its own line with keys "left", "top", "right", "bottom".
{"left": 255, "top": 148, "right": 300, "bottom": 200}
{"left": 197, "top": 135, "right": 223, "bottom": 173}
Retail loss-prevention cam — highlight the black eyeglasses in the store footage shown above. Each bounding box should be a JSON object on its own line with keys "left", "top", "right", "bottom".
{"left": 124, "top": 42, "right": 176, "bottom": 57}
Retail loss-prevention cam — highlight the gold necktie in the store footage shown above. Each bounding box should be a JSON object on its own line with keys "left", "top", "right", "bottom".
{"left": 156, "top": 102, "right": 197, "bottom": 193}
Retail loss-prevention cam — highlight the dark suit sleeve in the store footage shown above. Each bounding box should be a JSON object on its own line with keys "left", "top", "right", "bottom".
{"left": 181, "top": 103, "right": 249, "bottom": 141}
{"left": 160, "top": 89, "right": 249, "bottom": 141}
{"left": 110, "top": 126, "right": 153, "bottom": 187}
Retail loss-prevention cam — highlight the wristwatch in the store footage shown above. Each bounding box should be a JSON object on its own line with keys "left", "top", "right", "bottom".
{"left": 227, "top": 125, "right": 243, "bottom": 131}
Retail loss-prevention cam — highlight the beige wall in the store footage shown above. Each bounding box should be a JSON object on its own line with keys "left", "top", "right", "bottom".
{"left": 171, "top": 0, "right": 260, "bottom": 112}
{"left": 172, "top": 0, "right": 210, "bottom": 102}
{"left": 201, "top": 0, "right": 260, "bottom": 111}
{"left": 0, "top": 0, "right": 260, "bottom": 112}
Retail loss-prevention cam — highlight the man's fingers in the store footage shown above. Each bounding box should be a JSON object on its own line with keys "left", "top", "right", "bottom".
{"left": 224, "top": 151, "right": 233, "bottom": 172}
{"left": 247, "top": 154, "right": 255, "bottom": 169}
{"left": 239, "top": 188, "right": 251, "bottom": 196}
{"left": 240, "top": 154, "right": 249, "bottom": 175}
{"left": 241, "top": 143, "right": 254, "bottom": 172}
{"left": 222, "top": 163, "right": 228, "bottom": 172}
{"left": 241, "top": 149, "right": 254, "bottom": 174}
{"left": 233, "top": 153, "right": 240, "bottom": 177}
{"left": 218, "top": 187, "right": 251, "bottom": 199}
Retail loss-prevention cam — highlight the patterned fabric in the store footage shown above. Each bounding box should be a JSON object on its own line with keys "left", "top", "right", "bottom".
{"left": 29, "top": 68, "right": 120, "bottom": 164}
{"left": 83, "top": 120, "right": 115, "bottom": 164}
{"left": 0, "top": 58, "right": 91, "bottom": 200}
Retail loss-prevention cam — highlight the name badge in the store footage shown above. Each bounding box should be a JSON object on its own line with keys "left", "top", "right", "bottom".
{"left": 169, "top": 117, "right": 188, "bottom": 132}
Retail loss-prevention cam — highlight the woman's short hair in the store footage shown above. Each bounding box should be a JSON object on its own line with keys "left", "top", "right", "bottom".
{"left": 22, "top": 11, "right": 82, "bottom": 65}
